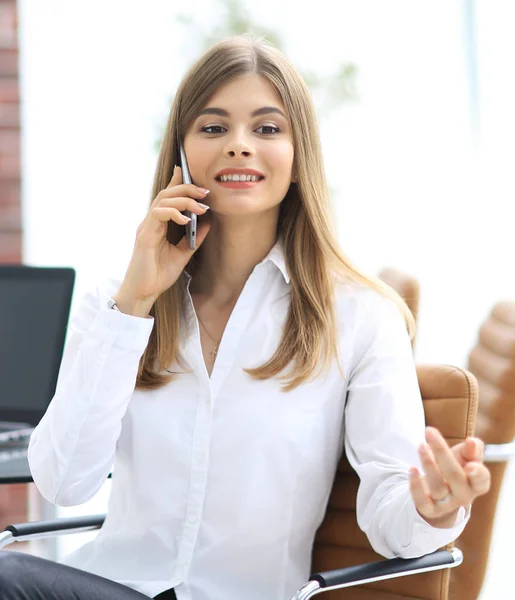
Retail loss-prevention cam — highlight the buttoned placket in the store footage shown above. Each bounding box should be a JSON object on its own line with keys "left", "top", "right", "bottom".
{"left": 171, "top": 262, "right": 272, "bottom": 581}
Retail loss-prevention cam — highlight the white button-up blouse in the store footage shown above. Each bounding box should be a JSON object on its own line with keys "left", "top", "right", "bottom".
{"left": 28, "top": 238, "right": 469, "bottom": 600}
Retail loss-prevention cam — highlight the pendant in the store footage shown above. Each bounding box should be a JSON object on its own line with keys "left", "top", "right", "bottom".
{"left": 210, "top": 342, "right": 220, "bottom": 364}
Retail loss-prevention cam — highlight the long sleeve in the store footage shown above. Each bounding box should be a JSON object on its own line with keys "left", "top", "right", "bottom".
{"left": 343, "top": 289, "right": 470, "bottom": 558}
{"left": 28, "top": 277, "right": 155, "bottom": 507}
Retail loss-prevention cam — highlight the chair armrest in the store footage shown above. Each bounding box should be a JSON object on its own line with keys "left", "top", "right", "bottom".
{"left": 0, "top": 516, "right": 462, "bottom": 600}
{"left": 0, "top": 514, "right": 106, "bottom": 548}
{"left": 484, "top": 442, "right": 515, "bottom": 462}
{"left": 291, "top": 548, "right": 463, "bottom": 600}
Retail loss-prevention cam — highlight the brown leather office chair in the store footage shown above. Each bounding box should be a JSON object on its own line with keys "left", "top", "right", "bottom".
{"left": 449, "top": 301, "right": 515, "bottom": 599}
{"left": 378, "top": 268, "right": 420, "bottom": 347}
{"left": 0, "top": 364, "right": 477, "bottom": 599}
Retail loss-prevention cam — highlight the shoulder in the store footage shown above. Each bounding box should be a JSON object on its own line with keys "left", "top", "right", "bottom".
{"left": 334, "top": 279, "right": 402, "bottom": 326}
{"left": 333, "top": 279, "right": 409, "bottom": 357}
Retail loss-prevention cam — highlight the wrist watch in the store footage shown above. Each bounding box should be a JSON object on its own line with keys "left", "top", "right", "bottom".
{"left": 107, "top": 297, "right": 120, "bottom": 312}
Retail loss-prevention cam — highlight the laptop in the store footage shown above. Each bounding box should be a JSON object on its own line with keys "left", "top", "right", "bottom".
{"left": 0, "top": 265, "right": 75, "bottom": 444}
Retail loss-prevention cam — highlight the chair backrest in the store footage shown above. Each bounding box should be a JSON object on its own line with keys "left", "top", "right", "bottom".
{"left": 450, "top": 301, "right": 515, "bottom": 599}
{"left": 312, "top": 364, "right": 478, "bottom": 600}
{"left": 378, "top": 268, "right": 420, "bottom": 347}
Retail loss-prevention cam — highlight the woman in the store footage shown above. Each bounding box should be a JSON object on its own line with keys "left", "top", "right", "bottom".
{"left": 0, "top": 33, "right": 490, "bottom": 600}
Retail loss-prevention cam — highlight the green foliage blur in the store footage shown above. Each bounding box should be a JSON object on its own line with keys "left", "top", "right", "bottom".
{"left": 155, "top": 0, "right": 358, "bottom": 157}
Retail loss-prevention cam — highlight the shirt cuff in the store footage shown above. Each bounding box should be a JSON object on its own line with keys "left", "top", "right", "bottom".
{"left": 400, "top": 498, "right": 471, "bottom": 553}
{"left": 84, "top": 291, "right": 155, "bottom": 352}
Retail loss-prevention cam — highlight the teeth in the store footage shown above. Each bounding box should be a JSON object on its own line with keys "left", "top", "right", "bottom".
{"left": 219, "top": 174, "right": 262, "bottom": 182}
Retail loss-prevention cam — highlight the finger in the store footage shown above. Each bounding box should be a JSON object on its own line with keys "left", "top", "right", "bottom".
{"left": 460, "top": 437, "right": 484, "bottom": 463}
{"left": 450, "top": 438, "right": 484, "bottom": 468}
{"left": 152, "top": 206, "right": 192, "bottom": 225}
{"left": 418, "top": 442, "right": 450, "bottom": 501}
{"left": 152, "top": 202, "right": 209, "bottom": 230}
{"left": 451, "top": 438, "right": 482, "bottom": 466}
{"left": 149, "top": 166, "right": 183, "bottom": 211}
{"left": 166, "top": 164, "right": 182, "bottom": 188}
{"left": 155, "top": 186, "right": 210, "bottom": 213}
{"left": 161, "top": 183, "right": 210, "bottom": 199}
{"left": 450, "top": 441, "right": 468, "bottom": 468}
{"left": 409, "top": 466, "right": 435, "bottom": 518}
{"left": 155, "top": 197, "right": 210, "bottom": 214}
{"left": 165, "top": 165, "right": 210, "bottom": 197}
{"left": 465, "top": 462, "right": 491, "bottom": 497}
{"left": 151, "top": 166, "right": 210, "bottom": 208}
{"left": 425, "top": 428, "right": 470, "bottom": 504}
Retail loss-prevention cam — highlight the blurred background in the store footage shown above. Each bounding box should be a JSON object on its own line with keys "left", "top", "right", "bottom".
{"left": 1, "top": 1, "right": 514, "bottom": 598}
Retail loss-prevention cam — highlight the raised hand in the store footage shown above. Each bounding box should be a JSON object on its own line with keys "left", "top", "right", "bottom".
{"left": 113, "top": 165, "right": 212, "bottom": 317}
{"left": 409, "top": 426, "right": 491, "bottom": 528}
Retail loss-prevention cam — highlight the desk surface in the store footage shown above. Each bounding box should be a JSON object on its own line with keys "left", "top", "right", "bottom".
{"left": 0, "top": 442, "right": 32, "bottom": 484}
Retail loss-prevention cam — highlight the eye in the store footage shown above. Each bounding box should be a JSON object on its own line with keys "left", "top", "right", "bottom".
{"left": 256, "top": 125, "right": 281, "bottom": 135}
{"left": 200, "top": 125, "right": 281, "bottom": 136}
{"left": 201, "top": 125, "right": 226, "bottom": 135}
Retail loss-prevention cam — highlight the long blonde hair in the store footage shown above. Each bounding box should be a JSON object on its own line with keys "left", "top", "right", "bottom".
{"left": 136, "top": 33, "right": 415, "bottom": 393}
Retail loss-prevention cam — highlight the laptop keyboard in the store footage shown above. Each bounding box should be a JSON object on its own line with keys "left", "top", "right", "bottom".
{"left": 0, "top": 424, "right": 34, "bottom": 443}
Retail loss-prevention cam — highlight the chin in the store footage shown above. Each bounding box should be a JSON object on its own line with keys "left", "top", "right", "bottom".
{"left": 211, "top": 199, "right": 265, "bottom": 215}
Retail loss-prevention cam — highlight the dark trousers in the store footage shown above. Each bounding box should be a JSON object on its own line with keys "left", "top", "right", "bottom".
{"left": 0, "top": 550, "right": 177, "bottom": 599}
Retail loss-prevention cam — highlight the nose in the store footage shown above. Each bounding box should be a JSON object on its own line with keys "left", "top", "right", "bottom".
{"left": 223, "top": 133, "right": 254, "bottom": 158}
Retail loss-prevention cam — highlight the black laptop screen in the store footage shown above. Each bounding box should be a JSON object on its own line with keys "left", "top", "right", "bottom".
{"left": 0, "top": 267, "right": 75, "bottom": 425}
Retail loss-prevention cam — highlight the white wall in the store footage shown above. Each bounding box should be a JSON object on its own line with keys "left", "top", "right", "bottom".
{"left": 18, "top": 1, "right": 514, "bottom": 597}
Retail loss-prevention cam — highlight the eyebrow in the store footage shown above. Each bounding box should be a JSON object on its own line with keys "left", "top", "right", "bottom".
{"left": 197, "top": 106, "right": 288, "bottom": 120}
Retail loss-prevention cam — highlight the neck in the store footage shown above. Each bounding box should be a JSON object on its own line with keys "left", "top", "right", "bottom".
{"left": 189, "top": 211, "right": 279, "bottom": 307}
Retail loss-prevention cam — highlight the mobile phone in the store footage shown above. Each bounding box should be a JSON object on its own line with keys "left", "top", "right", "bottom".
{"left": 179, "top": 143, "right": 197, "bottom": 250}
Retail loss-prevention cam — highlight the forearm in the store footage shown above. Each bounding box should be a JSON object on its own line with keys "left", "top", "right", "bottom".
{"left": 29, "top": 287, "right": 154, "bottom": 506}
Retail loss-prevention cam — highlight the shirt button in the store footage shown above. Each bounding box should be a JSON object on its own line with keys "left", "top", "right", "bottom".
{"left": 197, "top": 454, "right": 205, "bottom": 464}
{"left": 188, "top": 515, "right": 197, "bottom": 524}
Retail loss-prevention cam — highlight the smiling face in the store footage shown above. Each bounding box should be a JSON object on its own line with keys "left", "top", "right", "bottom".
{"left": 183, "top": 74, "right": 295, "bottom": 217}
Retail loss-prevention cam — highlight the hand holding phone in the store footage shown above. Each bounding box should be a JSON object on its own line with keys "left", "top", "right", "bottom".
{"left": 112, "top": 155, "right": 211, "bottom": 315}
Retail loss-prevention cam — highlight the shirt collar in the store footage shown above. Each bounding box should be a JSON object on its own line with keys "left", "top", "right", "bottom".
{"left": 183, "top": 236, "right": 290, "bottom": 285}
{"left": 261, "top": 235, "right": 290, "bottom": 284}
